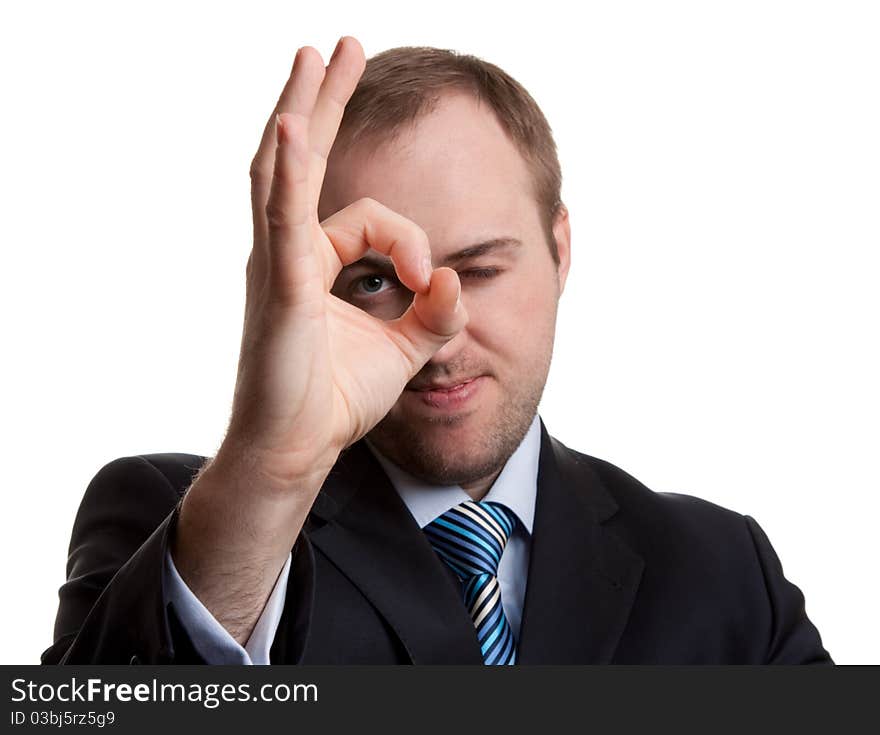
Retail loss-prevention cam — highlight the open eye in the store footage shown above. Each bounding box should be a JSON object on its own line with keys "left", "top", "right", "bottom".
{"left": 360, "top": 275, "right": 385, "bottom": 293}
{"left": 352, "top": 273, "right": 398, "bottom": 297}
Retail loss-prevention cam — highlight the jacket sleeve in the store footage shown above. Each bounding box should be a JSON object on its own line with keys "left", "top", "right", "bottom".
{"left": 744, "top": 515, "right": 833, "bottom": 664}
{"left": 41, "top": 455, "right": 315, "bottom": 665}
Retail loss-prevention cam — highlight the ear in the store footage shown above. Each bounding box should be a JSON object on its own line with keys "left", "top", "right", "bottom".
{"left": 551, "top": 202, "right": 571, "bottom": 295}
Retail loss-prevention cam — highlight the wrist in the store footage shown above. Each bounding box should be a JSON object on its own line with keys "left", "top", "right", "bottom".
{"left": 212, "top": 433, "right": 337, "bottom": 502}
{"left": 173, "top": 450, "right": 319, "bottom": 572}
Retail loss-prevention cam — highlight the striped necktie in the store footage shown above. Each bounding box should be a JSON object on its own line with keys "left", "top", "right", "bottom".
{"left": 424, "top": 500, "right": 517, "bottom": 665}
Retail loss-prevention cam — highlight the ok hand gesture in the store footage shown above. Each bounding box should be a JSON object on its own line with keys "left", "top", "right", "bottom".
{"left": 230, "top": 37, "right": 468, "bottom": 490}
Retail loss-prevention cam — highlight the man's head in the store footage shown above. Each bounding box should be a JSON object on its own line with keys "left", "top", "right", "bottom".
{"left": 320, "top": 46, "right": 571, "bottom": 491}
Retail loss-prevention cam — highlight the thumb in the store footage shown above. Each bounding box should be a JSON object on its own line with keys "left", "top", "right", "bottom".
{"left": 387, "top": 267, "right": 468, "bottom": 365}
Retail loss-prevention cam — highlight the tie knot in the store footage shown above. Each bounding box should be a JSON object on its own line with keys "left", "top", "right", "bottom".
{"left": 424, "top": 500, "right": 515, "bottom": 579}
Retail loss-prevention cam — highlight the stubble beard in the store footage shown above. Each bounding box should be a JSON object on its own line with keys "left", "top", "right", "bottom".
{"left": 365, "top": 350, "right": 552, "bottom": 488}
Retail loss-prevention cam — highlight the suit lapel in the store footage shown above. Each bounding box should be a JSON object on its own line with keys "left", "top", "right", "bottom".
{"left": 304, "top": 420, "right": 644, "bottom": 664}
{"left": 516, "top": 422, "right": 645, "bottom": 663}
{"left": 306, "top": 441, "right": 484, "bottom": 664}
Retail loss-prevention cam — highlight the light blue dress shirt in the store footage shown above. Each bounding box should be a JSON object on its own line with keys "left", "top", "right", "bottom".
{"left": 164, "top": 413, "right": 542, "bottom": 664}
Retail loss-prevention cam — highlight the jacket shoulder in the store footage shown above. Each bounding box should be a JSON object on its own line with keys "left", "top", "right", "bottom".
{"left": 556, "top": 445, "right": 831, "bottom": 663}
{"left": 45, "top": 453, "right": 208, "bottom": 661}
{"left": 60, "top": 453, "right": 209, "bottom": 622}
{"left": 555, "top": 443, "right": 761, "bottom": 591}
{"left": 135, "top": 452, "right": 210, "bottom": 496}
{"left": 565, "top": 446, "right": 749, "bottom": 539}
{"left": 77, "top": 452, "right": 209, "bottom": 509}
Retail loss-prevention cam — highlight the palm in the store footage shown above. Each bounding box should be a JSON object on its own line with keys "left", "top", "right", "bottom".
{"left": 326, "top": 292, "right": 415, "bottom": 446}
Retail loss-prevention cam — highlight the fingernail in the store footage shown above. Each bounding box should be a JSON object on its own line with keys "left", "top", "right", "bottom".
{"left": 275, "top": 113, "right": 284, "bottom": 142}
{"left": 422, "top": 257, "right": 433, "bottom": 285}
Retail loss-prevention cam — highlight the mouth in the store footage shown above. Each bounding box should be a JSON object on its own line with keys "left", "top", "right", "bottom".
{"left": 405, "top": 376, "right": 487, "bottom": 411}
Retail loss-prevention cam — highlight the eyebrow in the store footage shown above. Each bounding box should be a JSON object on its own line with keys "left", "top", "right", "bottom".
{"left": 344, "top": 237, "right": 523, "bottom": 272}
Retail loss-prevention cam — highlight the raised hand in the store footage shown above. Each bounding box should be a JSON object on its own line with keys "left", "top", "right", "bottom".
{"left": 230, "top": 37, "right": 467, "bottom": 489}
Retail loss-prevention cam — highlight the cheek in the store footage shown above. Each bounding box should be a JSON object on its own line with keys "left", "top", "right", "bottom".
{"left": 463, "top": 272, "right": 557, "bottom": 369}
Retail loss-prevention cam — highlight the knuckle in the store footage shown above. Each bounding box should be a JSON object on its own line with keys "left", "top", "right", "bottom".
{"left": 412, "top": 223, "right": 429, "bottom": 247}
{"left": 249, "top": 159, "right": 270, "bottom": 183}
{"left": 265, "top": 200, "right": 288, "bottom": 230}
{"left": 356, "top": 196, "right": 381, "bottom": 214}
{"left": 266, "top": 201, "right": 311, "bottom": 234}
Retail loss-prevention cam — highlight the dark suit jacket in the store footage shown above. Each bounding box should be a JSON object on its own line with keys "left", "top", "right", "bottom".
{"left": 42, "top": 419, "right": 833, "bottom": 664}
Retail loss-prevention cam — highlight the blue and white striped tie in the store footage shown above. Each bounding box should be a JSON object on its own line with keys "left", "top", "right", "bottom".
{"left": 424, "top": 500, "right": 517, "bottom": 665}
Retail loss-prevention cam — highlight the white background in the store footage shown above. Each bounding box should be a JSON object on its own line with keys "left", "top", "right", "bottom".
{"left": 2, "top": 1, "right": 877, "bottom": 664}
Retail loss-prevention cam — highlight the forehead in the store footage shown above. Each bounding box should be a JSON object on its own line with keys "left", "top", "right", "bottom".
{"left": 319, "top": 92, "right": 539, "bottom": 254}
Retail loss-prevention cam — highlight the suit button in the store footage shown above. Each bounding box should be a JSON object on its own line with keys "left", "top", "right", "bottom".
{"left": 130, "top": 654, "right": 141, "bottom": 665}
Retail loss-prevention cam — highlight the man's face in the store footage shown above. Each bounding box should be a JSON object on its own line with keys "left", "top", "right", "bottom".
{"left": 319, "top": 92, "right": 571, "bottom": 488}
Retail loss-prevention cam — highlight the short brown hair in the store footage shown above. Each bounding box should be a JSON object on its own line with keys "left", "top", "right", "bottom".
{"left": 336, "top": 46, "right": 563, "bottom": 263}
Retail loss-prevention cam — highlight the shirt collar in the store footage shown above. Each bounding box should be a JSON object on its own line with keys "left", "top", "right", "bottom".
{"left": 364, "top": 413, "right": 541, "bottom": 535}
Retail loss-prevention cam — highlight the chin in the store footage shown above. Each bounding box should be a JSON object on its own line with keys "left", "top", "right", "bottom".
{"left": 368, "top": 366, "right": 545, "bottom": 485}
{"left": 368, "top": 404, "right": 511, "bottom": 486}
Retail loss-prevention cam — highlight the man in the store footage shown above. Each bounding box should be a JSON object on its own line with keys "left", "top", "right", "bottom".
{"left": 43, "top": 37, "right": 832, "bottom": 665}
